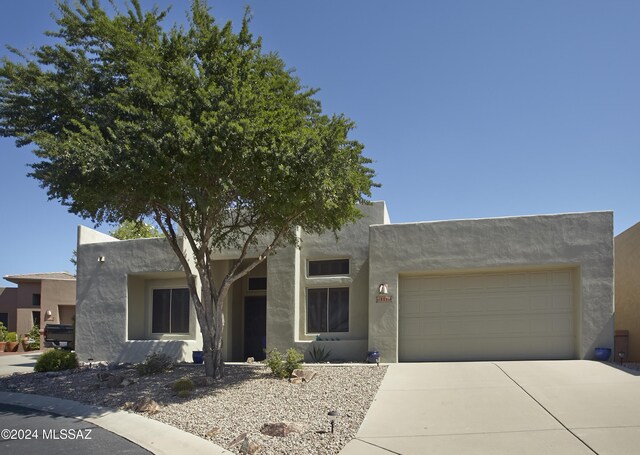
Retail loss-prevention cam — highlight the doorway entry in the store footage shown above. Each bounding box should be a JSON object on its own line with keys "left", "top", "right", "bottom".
{"left": 244, "top": 296, "right": 266, "bottom": 361}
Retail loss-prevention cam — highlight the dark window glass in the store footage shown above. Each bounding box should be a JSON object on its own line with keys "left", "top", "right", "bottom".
{"left": 248, "top": 277, "right": 267, "bottom": 291}
{"left": 308, "top": 259, "right": 349, "bottom": 276}
{"left": 307, "top": 288, "right": 328, "bottom": 333}
{"left": 152, "top": 289, "right": 171, "bottom": 333}
{"left": 170, "top": 289, "right": 190, "bottom": 333}
{"left": 0, "top": 312, "right": 8, "bottom": 328}
{"left": 32, "top": 294, "right": 41, "bottom": 306}
{"left": 328, "top": 288, "right": 349, "bottom": 332}
{"left": 152, "top": 288, "right": 190, "bottom": 334}
{"left": 307, "top": 288, "right": 349, "bottom": 333}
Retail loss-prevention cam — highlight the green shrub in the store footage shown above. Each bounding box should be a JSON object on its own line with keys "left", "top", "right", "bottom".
{"left": 172, "top": 377, "right": 195, "bottom": 397}
{"left": 136, "top": 352, "right": 174, "bottom": 376}
{"left": 265, "top": 348, "right": 303, "bottom": 378}
{"left": 6, "top": 332, "right": 17, "bottom": 343}
{"left": 28, "top": 325, "right": 41, "bottom": 350}
{"left": 308, "top": 344, "right": 331, "bottom": 363}
{"left": 34, "top": 350, "right": 79, "bottom": 372}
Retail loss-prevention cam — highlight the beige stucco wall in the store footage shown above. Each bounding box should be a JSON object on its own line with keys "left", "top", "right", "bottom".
{"left": 41, "top": 279, "right": 76, "bottom": 325}
{"left": 614, "top": 222, "right": 640, "bottom": 361}
{"left": 0, "top": 278, "right": 75, "bottom": 341}
{"left": 0, "top": 288, "right": 18, "bottom": 331}
{"left": 76, "top": 204, "right": 612, "bottom": 365}
{"left": 267, "top": 202, "right": 388, "bottom": 362}
{"left": 369, "top": 211, "right": 614, "bottom": 362}
{"left": 76, "top": 226, "right": 197, "bottom": 362}
{"left": 15, "top": 282, "right": 41, "bottom": 336}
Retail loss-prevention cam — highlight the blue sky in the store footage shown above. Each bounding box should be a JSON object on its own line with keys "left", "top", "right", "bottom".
{"left": 1, "top": 1, "right": 638, "bottom": 287}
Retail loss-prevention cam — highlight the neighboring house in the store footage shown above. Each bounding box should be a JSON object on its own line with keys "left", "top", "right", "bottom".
{"left": 614, "top": 221, "right": 640, "bottom": 361}
{"left": 75, "top": 202, "right": 613, "bottom": 364}
{"left": 0, "top": 273, "right": 76, "bottom": 337}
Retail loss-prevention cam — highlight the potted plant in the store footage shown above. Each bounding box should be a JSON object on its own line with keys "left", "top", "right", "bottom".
{"left": 20, "top": 325, "right": 41, "bottom": 351}
{"left": 5, "top": 332, "right": 19, "bottom": 352}
{"left": 0, "top": 322, "right": 7, "bottom": 352}
{"left": 21, "top": 334, "right": 30, "bottom": 351}
{"left": 28, "top": 325, "right": 41, "bottom": 351}
{"left": 192, "top": 350, "right": 204, "bottom": 364}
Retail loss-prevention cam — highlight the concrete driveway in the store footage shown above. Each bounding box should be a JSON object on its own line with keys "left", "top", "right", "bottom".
{"left": 0, "top": 352, "right": 40, "bottom": 376}
{"left": 341, "top": 361, "right": 640, "bottom": 455}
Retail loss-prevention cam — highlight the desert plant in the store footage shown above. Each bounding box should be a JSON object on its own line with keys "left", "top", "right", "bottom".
{"left": 28, "top": 325, "right": 41, "bottom": 350}
{"left": 172, "top": 377, "right": 195, "bottom": 398}
{"left": 308, "top": 344, "right": 331, "bottom": 363}
{"left": 34, "top": 349, "right": 79, "bottom": 372}
{"left": 0, "top": 322, "right": 7, "bottom": 342}
{"left": 265, "top": 348, "right": 304, "bottom": 379}
{"left": 136, "top": 352, "right": 174, "bottom": 376}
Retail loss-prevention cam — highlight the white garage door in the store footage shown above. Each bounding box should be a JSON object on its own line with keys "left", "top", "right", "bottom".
{"left": 399, "top": 269, "right": 576, "bottom": 361}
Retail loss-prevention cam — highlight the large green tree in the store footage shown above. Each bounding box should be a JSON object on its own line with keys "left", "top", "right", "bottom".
{"left": 0, "top": 0, "right": 376, "bottom": 378}
{"left": 109, "top": 220, "right": 161, "bottom": 240}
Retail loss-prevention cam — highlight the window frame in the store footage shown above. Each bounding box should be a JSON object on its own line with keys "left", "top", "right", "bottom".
{"left": 151, "top": 287, "right": 191, "bottom": 335}
{"left": 307, "top": 259, "right": 350, "bottom": 277}
{"left": 144, "top": 281, "right": 195, "bottom": 340}
{"left": 306, "top": 286, "right": 350, "bottom": 334}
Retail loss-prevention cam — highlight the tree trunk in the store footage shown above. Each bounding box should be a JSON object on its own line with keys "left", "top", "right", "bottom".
{"left": 203, "top": 329, "right": 225, "bottom": 378}
{"left": 200, "top": 277, "right": 226, "bottom": 379}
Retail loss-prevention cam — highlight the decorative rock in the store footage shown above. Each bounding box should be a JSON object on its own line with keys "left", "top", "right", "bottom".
{"left": 289, "top": 377, "right": 304, "bottom": 384}
{"left": 45, "top": 372, "right": 63, "bottom": 378}
{"left": 108, "top": 362, "right": 134, "bottom": 370}
{"left": 131, "top": 397, "right": 161, "bottom": 414}
{"left": 205, "top": 426, "right": 220, "bottom": 437}
{"left": 192, "top": 376, "right": 215, "bottom": 387}
{"left": 96, "top": 372, "right": 114, "bottom": 382}
{"left": 246, "top": 357, "right": 255, "bottom": 363}
{"left": 107, "top": 374, "right": 125, "bottom": 388}
{"left": 291, "top": 369, "right": 316, "bottom": 382}
{"left": 260, "top": 422, "right": 306, "bottom": 437}
{"left": 240, "top": 438, "right": 262, "bottom": 454}
{"left": 0, "top": 362, "right": 387, "bottom": 455}
{"left": 229, "top": 432, "right": 248, "bottom": 448}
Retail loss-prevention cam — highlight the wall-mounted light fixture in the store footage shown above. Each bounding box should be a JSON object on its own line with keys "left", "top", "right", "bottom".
{"left": 376, "top": 283, "right": 392, "bottom": 303}
{"left": 44, "top": 310, "right": 54, "bottom": 321}
{"left": 97, "top": 256, "right": 105, "bottom": 263}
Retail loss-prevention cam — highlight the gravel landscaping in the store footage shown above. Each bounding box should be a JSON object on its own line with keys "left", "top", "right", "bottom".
{"left": 0, "top": 361, "right": 387, "bottom": 454}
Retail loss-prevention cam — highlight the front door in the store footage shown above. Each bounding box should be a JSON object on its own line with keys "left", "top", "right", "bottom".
{"left": 244, "top": 296, "right": 267, "bottom": 361}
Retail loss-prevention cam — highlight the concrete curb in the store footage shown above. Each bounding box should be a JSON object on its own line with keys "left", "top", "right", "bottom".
{"left": 0, "top": 392, "right": 232, "bottom": 454}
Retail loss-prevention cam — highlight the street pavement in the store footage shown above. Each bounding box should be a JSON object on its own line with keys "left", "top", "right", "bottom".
{"left": 1, "top": 402, "right": 150, "bottom": 454}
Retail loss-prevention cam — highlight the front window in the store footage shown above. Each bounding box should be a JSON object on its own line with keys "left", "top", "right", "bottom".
{"left": 308, "top": 259, "right": 349, "bottom": 277}
{"left": 307, "top": 288, "right": 349, "bottom": 333}
{"left": 32, "top": 294, "right": 41, "bottom": 306}
{"left": 248, "top": 277, "right": 267, "bottom": 291}
{"left": 152, "top": 288, "right": 190, "bottom": 334}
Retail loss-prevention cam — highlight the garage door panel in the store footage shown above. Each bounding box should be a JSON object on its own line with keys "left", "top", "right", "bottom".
{"left": 399, "top": 269, "right": 576, "bottom": 362}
